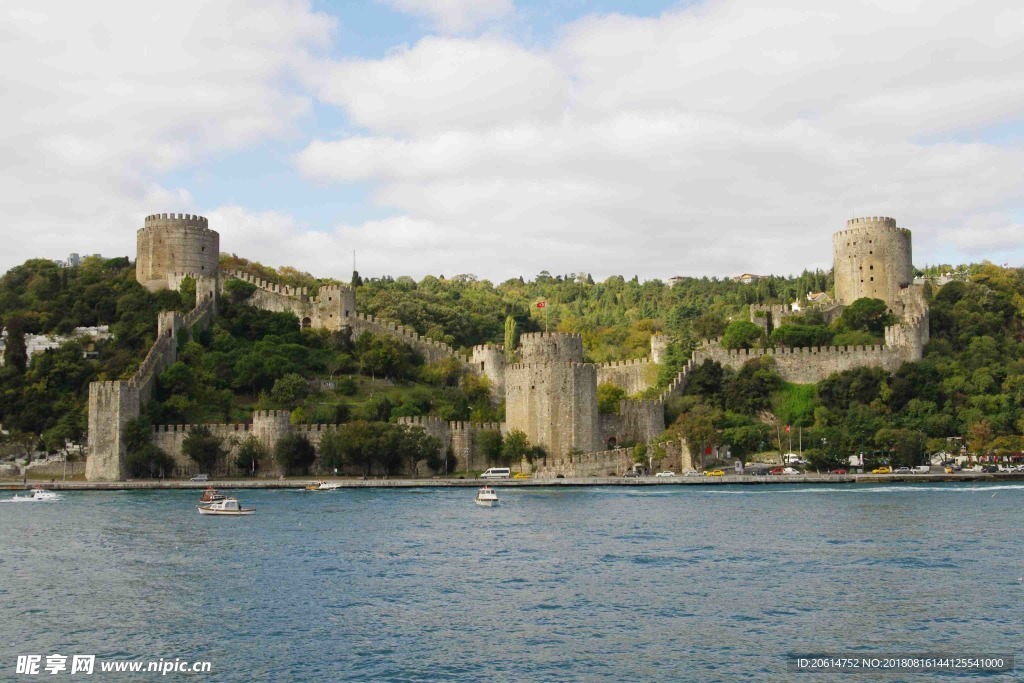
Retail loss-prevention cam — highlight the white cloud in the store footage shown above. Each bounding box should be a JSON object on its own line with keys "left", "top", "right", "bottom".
{"left": 299, "top": 0, "right": 1024, "bottom": 280}
{"left": 376, "top": 0, "right": 514, "bottom": 34}
{"left": 0, "top": 0, "right": 333, "bottom": 271}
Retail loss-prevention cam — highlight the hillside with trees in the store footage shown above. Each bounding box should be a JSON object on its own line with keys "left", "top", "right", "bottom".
{"left": 3, "top": 255, "right": 1022, "bottom": 474}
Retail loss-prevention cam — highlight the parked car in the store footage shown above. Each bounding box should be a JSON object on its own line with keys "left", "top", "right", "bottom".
{"left": 913, "top": 466, "right": 930, "bottom": 473}
{"left": 683, "top": 470, "right": 703, "bottom": 477}
{"left": 894, "top": 466, "right": 911, "bottom": 473}
{"left": 872, "top": 466, "right": 892, "bottom": 474}
{"left": 783, "top": 467, "right": 801, "bottom": 475}
{"left": 623, "top": 470, "right": 641, "bottom": 478}
{"left": 705, "top": 469, "right": 725, "bottom": 477}
{"left": 654, "top": 471, "right": 676, "bottom": 478}
{"left": 981, "top": 465, "right": 998, "bottom": 473}
{"left": 190, "top": 474, "right": 209, "bottom": 482}
{"left": 513, "top": 472, "right": 531, "bottom": 479}
{"left": 769, "top": 467, "right": 785, "bottom": 475}
{"left": 830, "top": 468, "right": 848, "bottom": 475}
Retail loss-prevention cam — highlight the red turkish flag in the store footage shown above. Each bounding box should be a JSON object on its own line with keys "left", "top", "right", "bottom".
{"left": 785, "top": 425, "right": 791, "bottom": 433}
{"left": 536, "top": 301, "right": 546, "bottom": 308}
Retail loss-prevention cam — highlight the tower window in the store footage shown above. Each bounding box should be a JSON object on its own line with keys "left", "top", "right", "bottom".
{"left": 869, "top": 265, "right": 874, "bottom": 270}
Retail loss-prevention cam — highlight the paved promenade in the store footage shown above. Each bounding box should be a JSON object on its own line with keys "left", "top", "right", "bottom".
{"left": 2, "top": 472, "right": 1021, "bottom": 491}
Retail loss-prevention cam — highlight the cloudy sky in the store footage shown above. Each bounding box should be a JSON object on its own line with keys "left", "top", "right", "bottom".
{"left": 2, "top": 0, "right": 1022, "bottom": 282}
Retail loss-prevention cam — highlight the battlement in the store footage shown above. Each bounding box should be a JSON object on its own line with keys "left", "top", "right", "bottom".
{"left": 596, "top": 358, "right": 651, "bottom": 369}
{"left": 846, "top": 216, "right": 896, "bottom": 228}
{"left": 145, "top": 213, "right": 209, "bottom": 226}
{"left": 506, "top": 361, "right": 598, "bottom": 371}
{"left": 396, "top": 416, "right": 446, "bottom": 427}
{"left": 152, "top": 423, "right": 250, "bottom": 433}
{"left": 253, "top": 410, "right": 291, "bottom": 420}
{"left": 472, "top": 343, "right": 505, "bottom": 352}
{"left": 449, "top": 421, "right": 501, "bottom": 432}
{"left": 619, "top": 399, "right": 663, "bottom": 410}
{"left": 833, "top": 223, "right": 911, "bottom": 239}
{"left": 223, "top": 270, "right": 308, "bottom": 298}
{"left": 309, "top": 284, "right": 352, "bottom": 304}
{"left": 519, "top": 332, "right": 581, "bottom": 341}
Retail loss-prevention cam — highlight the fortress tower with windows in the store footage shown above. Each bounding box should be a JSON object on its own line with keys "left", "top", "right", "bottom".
{"left": 832, "top": 217, "right": 914, "bottom": 311}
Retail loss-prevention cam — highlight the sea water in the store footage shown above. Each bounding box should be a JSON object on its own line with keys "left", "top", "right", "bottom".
{"left": 1, "top": 483, "right": 1020, "bottom": 681}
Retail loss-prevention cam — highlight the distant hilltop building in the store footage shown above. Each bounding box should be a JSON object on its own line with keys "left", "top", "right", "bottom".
{"left": 732, "top": 273, "right": 763, "bottom": 284}
{"left": 0, "top": 326, "right": 111, "bottom": 367}
{"left": 53, "top": 253, "right": 105, "bottom": 268}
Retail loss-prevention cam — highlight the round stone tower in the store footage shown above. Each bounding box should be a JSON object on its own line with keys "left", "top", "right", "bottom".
{"left": 650, "top": 333, "right": 669, "bottom": 364}
{"left": 471, "top": 343, "right": 506, "bottom": 404}
{"left": 136, "top": 213, "right": 220, "bottom": 291}
{"left": 832, "top": 216, "right": 913, "bottom": 309}
{"left": 505, "top": 332, "right": 599, "bottom": 458}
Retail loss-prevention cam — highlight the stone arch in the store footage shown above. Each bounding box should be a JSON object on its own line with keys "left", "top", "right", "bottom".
{"left": 606, "top": 436, "right": 617, "bottom": 449}
{"left": 301, "top": 317, "right": 312, "bottom": 329}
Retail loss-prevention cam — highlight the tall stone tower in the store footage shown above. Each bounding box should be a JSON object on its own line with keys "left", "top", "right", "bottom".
{"left": 471, "top": 344, "right": 506, "bottom": 404}
{"left": 136, "top": 213, "right": 220, "bottom": 292}
{"left": 832, "top": 216, "right": 913, "bottom": 309}
{"left": 505, "top": 333, "right": 599, "bottom": 458}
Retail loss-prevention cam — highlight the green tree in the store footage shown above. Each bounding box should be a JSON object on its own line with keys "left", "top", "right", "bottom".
{"left": 874, "top": 428, "right": 927, "bottom": 467}
{"left": 839, "top": 297, "right": 895, "bottom": 336}
{"left": 3, "top": 316, "right": 28, "bottom": 373}
{"left": 504, "top": 315, "right": 517, "bottom": 362}
{"left": 270, "top": 373, "right": 310, "bottom": 408}
{"left": 234, "top": 435, "right": 268, "bottom": 476}
{"left": 501, "top": 429, "right": 529, "bottom": 464}
{"left": 722, "top": 424, "right": 768, "bottom": 465}
{"left": 182, "top": 425, "right": 227, "bottom": 473}
{"left": 317, "top": 430, "right": 346, "bottom": 473}
{"left": 597, "top": 382, "right": 627, "bottom": 414}
{"left": 721, "top": 321, "right": 765, "bottom": 349}
{"left": 123, "top": 416, "right": 174, "bottom": 478}
{"left": 274, "top": 432, "right": 316, "bottom": 475}
{"left": 477, "top": 430, "right": 504, "bottom": 464}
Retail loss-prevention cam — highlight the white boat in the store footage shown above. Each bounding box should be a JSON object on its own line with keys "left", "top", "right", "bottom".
{"left": 306, "top": 481, "right": 341, "bottom": 491}
{"left": 197, "top": 498, "right": 255, "bottom": 516}
{"left": 475, "top": 486, "right": 499, "bottom": 507}
{"left": 10, "top": 488, "right": 61, "bottom": 502}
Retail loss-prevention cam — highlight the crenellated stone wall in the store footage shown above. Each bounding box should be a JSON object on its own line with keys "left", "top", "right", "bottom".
{"left": 85, "top": 295, "right": 215, "bottom": 481}
{"left": 596, "top": 358, "right": 657, "bottom": 395}
{"left": 533, "top": 439, "right": 690, "bottom": 477}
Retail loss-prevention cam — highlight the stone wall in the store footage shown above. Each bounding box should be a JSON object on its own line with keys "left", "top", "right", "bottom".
{"left": 85, "top": 296, "right": 215, "bottom": 481}
{"left": 596, "top": 358, "right": 657, "bottom": 395}
{"left": 533, "top": 439, "right": 689, "bottom": 477}
{"left": 223, "top": 270, "right": 465, "bottom": 365}
{"left": 694, "top": 341, "right": 905, "bottom": 384}
{"left": 599, "top": 400, "right": 665, "bottom": 448}
{"left": 136, "top": 214, "right": 219, "bottom": 292}
{"left": 505, "top": 361, "right": 599, "bottom": 458}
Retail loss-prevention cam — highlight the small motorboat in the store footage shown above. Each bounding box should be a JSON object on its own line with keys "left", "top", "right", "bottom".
{"left": 199, "top": 487, "right": 226, "bottom": 504}
{"left": 305, "top": 481, "right": 341, "bottom": 491}
{"left": 10, "top": 488, "right": 61, "bottom": 502}
{"left": 197, "top": 498, "right": 255, "bottom": 516}
{"left": 475, "top": 486, "right": 499, "bottom": 507}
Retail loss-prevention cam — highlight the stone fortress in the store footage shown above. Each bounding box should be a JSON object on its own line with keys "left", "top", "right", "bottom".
{"left": 85, "top": 213, "right": 928, "bottom": 481}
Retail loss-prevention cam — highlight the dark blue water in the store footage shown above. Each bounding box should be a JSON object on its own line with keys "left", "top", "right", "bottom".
{"left": 2, "top": 483, "right": 1021, "bottom": 682}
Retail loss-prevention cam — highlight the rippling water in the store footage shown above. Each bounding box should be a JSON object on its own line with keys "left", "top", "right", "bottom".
{"left": 2, "top": 483, "right": 1021, "bottom": 682}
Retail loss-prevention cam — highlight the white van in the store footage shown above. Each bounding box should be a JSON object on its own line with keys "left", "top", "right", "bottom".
{"left": 480, "top": 467, "right": 511, "bottom": 479}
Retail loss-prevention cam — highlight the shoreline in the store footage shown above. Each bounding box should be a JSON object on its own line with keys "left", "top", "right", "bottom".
{"left": 2, "top": 472, "right": 1021, "bottom": 491}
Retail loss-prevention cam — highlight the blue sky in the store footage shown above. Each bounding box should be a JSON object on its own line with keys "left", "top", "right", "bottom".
{"left": 2, "top": 0, "right": 1023, "bottom": 281}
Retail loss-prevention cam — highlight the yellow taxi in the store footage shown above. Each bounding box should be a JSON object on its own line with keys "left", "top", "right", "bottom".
{"left": 872, "top": 466, "right": 892, "bottom": 474}
{"left": 513, "top": 472, "right": 531, "bottom": 479}
{"left": 705, "top": 469, "right": 726, "bottom": 477}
